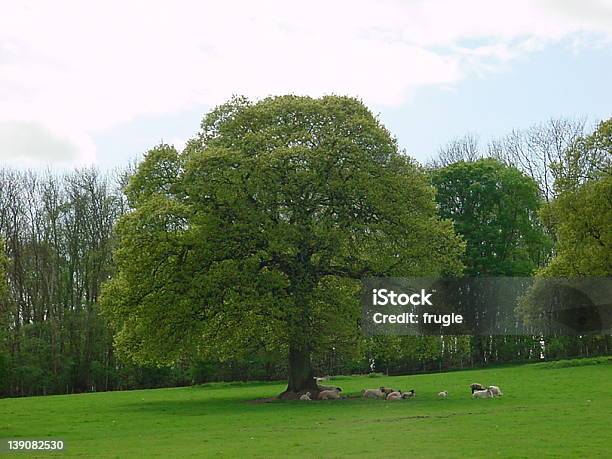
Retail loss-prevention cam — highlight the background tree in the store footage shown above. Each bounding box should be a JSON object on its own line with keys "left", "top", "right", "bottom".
{"left": 537, "top": 118, "right": 611, "bottom": 277}
{"left": 431, "top": 158, "right": 550, "bottom": 276}
{"left": 430, "top": 159, "right": 550, "bottom": 364}
{"left": 427, "top": 133, "right": 481, "bottom": 168}
{"left": 488, "top": 118, "right": 586, "bottom": 201}
{"left": 540, "top": 174, "right": 611, "bottom": 276}
{"left": 0, "top": 241, "right": 10, "bottom": 394}
{"left": 0, "top": 169, "right": 126, "bottom": 396}
{"left": 102, "top": 95, "right": 464, "bottom": 396}
{"left": 517, "top": 119, "right": 610, "bottom": 357}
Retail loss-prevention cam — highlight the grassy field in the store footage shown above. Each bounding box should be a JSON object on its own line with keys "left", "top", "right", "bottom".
{"left": 1, "top": 358, "right": 611, "bottom": 458}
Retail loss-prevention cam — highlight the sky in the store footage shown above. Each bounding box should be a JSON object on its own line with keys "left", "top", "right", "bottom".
{"left": 1, "top": 0, "right": 611, "bottom": 170}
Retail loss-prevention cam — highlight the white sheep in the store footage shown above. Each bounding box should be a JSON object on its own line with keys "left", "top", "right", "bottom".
{"left": 470, "top": 383, "right": 485, "bottom": 394}
{"left": 299, "top": 392, "right": 312, "bottom": 401}
{"left": 438, "top": 391, "right": 448, "bottom": 398}
{"left": 488, "top": 385, "right": 503, "bottom": 396}
{"left": 386, "top": 391, "right": 403, "bottom": 400}
{"left": 472, "top": 388, "right": 494, "bottom": 399}
{"left": 319, "top": 387, "right": 342, "bottom": 400}
{"left": 401, "top": 389, "right": 416, "bottom": 399}
{"left": 362, "top": 388, "right": 385, "bottom": 399}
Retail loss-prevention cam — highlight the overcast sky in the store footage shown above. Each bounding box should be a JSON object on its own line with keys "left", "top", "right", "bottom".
{"left": 1, "top": 0, "right": 611, "bottom": 169}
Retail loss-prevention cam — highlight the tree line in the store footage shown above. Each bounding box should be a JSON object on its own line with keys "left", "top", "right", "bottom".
{"left": 1, "top": 97, "right": 610, "bottom": 397}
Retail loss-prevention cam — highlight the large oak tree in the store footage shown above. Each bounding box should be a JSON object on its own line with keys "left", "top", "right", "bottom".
{"left": 102, "top": 96, "right": 463, "bottom": 396}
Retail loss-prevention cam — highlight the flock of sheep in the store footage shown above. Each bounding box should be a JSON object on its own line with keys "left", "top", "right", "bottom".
{"left": 297, "top": 380, "right": 503, "bottom": 401}
{"left": 362, "top": 387, "right": 416, "bottom": 400}
{"left": 470, "top": 383, "right": 503, "bottom": 398}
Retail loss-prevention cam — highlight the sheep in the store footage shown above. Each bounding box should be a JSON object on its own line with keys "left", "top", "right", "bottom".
{"left": 379, "top": 387, "right": 395, "bottom": 396}
{"left": 386, "top": 391, "right": 403, "bottom": 401}
{"left": 472, "top": 388, "right": 494, "bottom": 399}
{"left": 299, "top": 392, "right": 312, "bottom": 401}
{"left": 488, "top": 385, "right": 503, "bottom": 396}
{"left": 438, "top": 391, "right": 448, "bottom": 398}
{"left": 362, "top": 388, "right": 386, "bottom": 399}
{"left": 401, "top": 389, "right": 416, "bottom": 399}
{"left": 470, "top": 383, "right": 485, "bottom": 394}
{"left": 318, "top": 385, "right": 339, "bottom": 391}
{"left": 318, "top": 387, "right": 342, "bottom": 400}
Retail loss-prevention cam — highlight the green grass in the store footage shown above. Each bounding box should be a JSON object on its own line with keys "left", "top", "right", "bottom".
{"left": 2, "top": 358, "right": 611, "bottom": 458}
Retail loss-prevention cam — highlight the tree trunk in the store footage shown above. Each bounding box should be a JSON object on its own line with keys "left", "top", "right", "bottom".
{"left": 280, "top": 264, "right": 319, "bottom": 399}
{"left": 279, "top": 345, "right": 318, "bottom": 399}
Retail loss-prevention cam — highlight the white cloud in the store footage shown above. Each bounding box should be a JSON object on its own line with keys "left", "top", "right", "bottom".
{"left": 0, "top": 0, "right": 611, "bottom": 166}
{"left": 0, "top": 121, "right": 95, "bottom": 168}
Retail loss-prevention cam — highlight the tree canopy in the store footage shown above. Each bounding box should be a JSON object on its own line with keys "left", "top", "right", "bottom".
{"left": 101, "top": 95, "right": 464, "bottom": 395}
{"left": 430, "top": 158, "right": 550, "bottom": 276}
{"left": 538, "top": 118, "right": 611, "bottom": 277}
{"left": 515, "top": 119, "right": 610, "bottom": 342}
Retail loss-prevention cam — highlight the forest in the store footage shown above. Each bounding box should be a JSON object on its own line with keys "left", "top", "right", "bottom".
{"left": 0, "top": 96, "right": 610, "bottom": 397}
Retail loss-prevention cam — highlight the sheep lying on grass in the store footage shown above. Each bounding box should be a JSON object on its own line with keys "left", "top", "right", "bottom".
{"left": 488, "top": 385, "right": 503, "bottom": 396}
{"left": 362, "top": 388, "right": 386, "bottom": 399}
{"left": 379, "top": 387, "right": 395, "bottom": 396}
{"left": 299, "top": 392, "right": 311, "bottom": 401}
{"left": 318, "top": 387, "right": 342, "bottom": 400}
{"left": 472, "top": 388, "right": 494, "bottom": 399}
{"left": 438, "top": 391, "right": 448, "bottom": 398}
{"left": 470, "top": 383, "right": 485, "bottom": 393}
{"left": 361, "top": 387, "right": 415, "bottom": 400}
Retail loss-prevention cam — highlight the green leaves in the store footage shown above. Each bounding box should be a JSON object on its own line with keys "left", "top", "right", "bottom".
{"left": 539, "top": 119, "right": 611, "bottom": 276}
{"left": 540, "top": 171, "right": 611, "bottom": 277}
{"left": 102, "top": 95, "right": 464, "bottom": 369}
{"left": 431, "top": 158, "right": 550, "bottom": 276}
{"left": 125, "top": 144, "right": 183, "bottom": 207}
